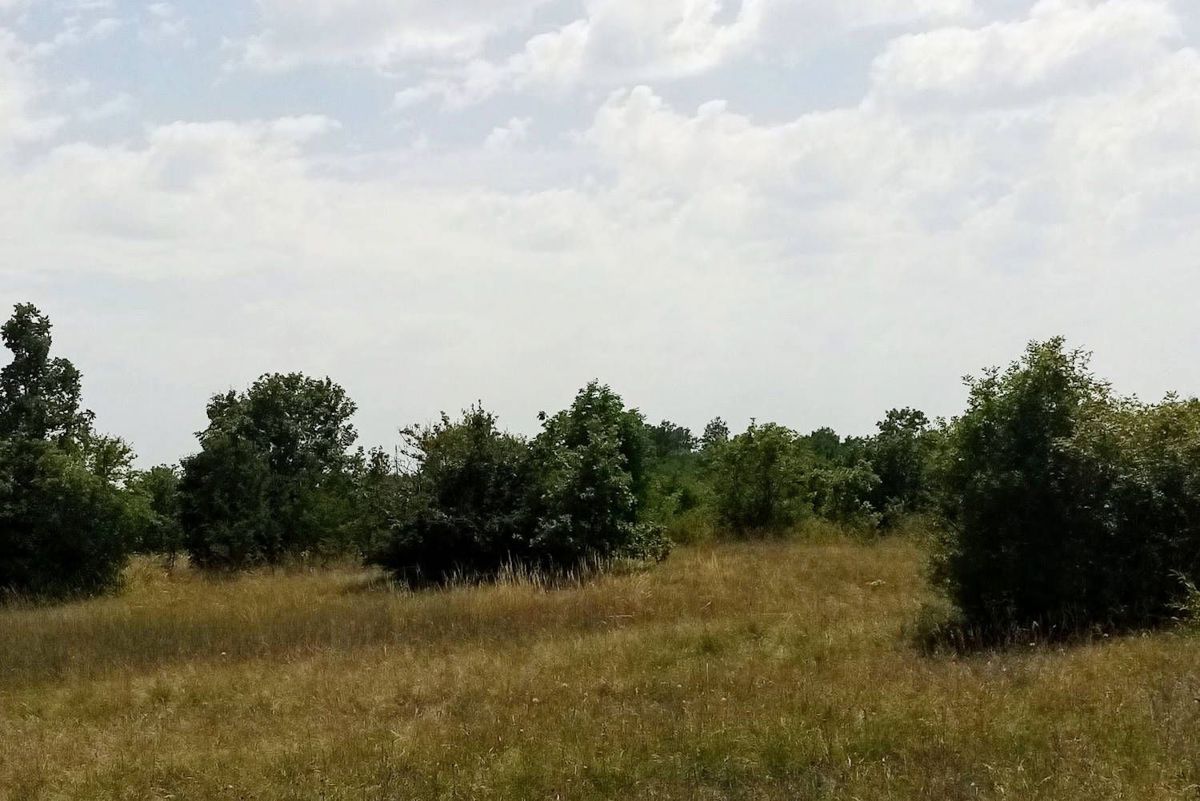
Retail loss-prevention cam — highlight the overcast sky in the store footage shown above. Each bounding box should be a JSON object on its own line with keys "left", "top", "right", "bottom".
{"left": 2, "top": 0, "right": 1198, "bottom": 464}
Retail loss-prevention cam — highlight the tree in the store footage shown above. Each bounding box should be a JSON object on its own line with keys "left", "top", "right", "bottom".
{"left": 803, "top": 427, "right": 843, "bottom": 463}
{"left": 180, "top": 373, "right": 361, "bottom": 568}
{"left": 0, "top": 304, "right": 93, "bottom": 446}
{"left": 369, "top": 406, "right": 532, "bottom": 584}
{"left": 646, "top": 420, "right": 697, "bottom": 461}
{"left": 126, "top": 465, "right": 184, "bottom": 559}
{"left": 700, "top": 417, "right": 730, "bottom": 452}
{"left": 642, "top": 419, "right": 708, "bottom": 541}
{"left": 528, "top": 382, "right": 669, "bottom": 567}
{"left": 0, "top": 439, "right": 130, "bottom": 599}
{"left": 0, "top": 304, "right": 130, "bottom": 599}
{"left": 707, "top": 422, "right": 813, "bottom": 534}
{"left": 864, "top": 408, "right": 933, "bottom": 525}
{"left": 931, "top": 338, "right": 1200, "bottom": 634}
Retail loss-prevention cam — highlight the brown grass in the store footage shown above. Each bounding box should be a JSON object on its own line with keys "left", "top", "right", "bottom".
{"left": 2, "top": 534, "right": 1198, "bottom": 800}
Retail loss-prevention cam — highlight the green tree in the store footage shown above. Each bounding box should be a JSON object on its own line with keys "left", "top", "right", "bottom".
{"left": 369, "top": 406, "right": 532, "bottom": 584}
{"left": 928, "top": 338, "right": 1200, "bottom": 634}
{"left": 700, "top": 417, "right": 730, "bottom": 452}
{"left": 180, "top": 373, "right": 360, "bottom": 568}
{"left": 864, "top": 408, "right": 933, "bottom": 525}
{"left": 0, "top": 304, "right": 93, "bottom": 445}
{"left": 528, "top": 382, "right": 669, "bottom": 566}
{"left": 0, "top": 304, "right": 130, "bottom": 599}
{"left": 126, "top": 465, "right": 184, "bottom": 559}
{"left": 707, "top": 422, "right": 812, "bottom": 534}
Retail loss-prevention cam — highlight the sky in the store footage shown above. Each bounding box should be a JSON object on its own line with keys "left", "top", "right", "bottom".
{"left": 2, "top": 0, "right": 1199, "bottom": 465}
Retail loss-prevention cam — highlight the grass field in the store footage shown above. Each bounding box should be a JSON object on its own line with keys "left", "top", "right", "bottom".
{"left": 2, "top": 533, "right": 1199, "bottom": 800}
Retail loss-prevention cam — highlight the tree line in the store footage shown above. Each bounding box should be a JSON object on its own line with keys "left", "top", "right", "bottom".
{"left": 2, "top": 303, "right": 1199, "bottom": 641}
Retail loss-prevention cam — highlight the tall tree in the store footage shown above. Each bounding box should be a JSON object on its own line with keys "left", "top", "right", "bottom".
{"left": 0, "top": 304, "right": 129, "bottom": 599}
{"left": 0, "top": 304, "right": 93, "bottom": 445}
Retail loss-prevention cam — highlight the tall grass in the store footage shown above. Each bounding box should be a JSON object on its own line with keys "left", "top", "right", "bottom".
{"left": 2, "top": 534, "right": 1198, "bottom": 800}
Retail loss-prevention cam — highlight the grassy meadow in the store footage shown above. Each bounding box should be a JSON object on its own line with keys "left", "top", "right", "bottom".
{"left": 2, "top": 531, "right": 1199, "bottom": 800}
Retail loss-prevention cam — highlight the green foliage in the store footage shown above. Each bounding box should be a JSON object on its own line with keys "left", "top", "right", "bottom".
{"left": 372, "top": 385, "right": 671, "bottom": 584}
{"left": 125, "top": 465, "right": 184, "bottom": 558}
{"left": 529, "top": 382, "right": 670, "bottom": 566}
{"left": 0, "top": 304, "right": 93, "bottom": 446}
{"left": 0, "top": 437, "right": 129, "bottom": 599}
{"left": 642, "top": 419, "right": 710, "bottom": 542}
{"left": 706, "top": 422, "right": 813, "bottom": 534}
{"left": 180, "top": 373, "right": 361, "bottom": 569}
{"left": 934, "top": 338, "right": 1200, "bottom": 633}
{"left": 0, "top": 304, "right": 131, "bottom": 600}
{"left": 700, "top": 417, "right": 730, "bottom": 452}
{"left": 864, "top": 408, "right": 934, "bottom": 526}
{"left": 369, "top": 406, "right": 532, "bottom": 583}
{"left": 806, "top": 460, "right": 881, "bottom": 527}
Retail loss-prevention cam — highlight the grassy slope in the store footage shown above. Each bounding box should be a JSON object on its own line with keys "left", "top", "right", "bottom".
{"left": 2, "top": 536, "right": 1198, "bottom": 800}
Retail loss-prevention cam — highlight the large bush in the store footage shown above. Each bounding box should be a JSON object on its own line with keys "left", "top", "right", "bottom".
{"left": 180, "top": 373, "right": 362, "bottom": 569}
{"left": 934, "top": 339, "right": 1200, "bottom": 633}
{"left": 0, "top": 438, "right": 130, "bottom": 598}
{"left": 527, "top": 382, "right": 669, "bottom": 566}
{"left": 707, "top": 422, "right": 813, "bottom": 533}
{"left": 371, "top": 384, "right": 670, "bottom": 584}
{"left": 369, "top": 406, "right": 532, "bottom": 583}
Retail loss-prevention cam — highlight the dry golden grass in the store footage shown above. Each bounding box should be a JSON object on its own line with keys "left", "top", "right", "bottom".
{"left": 2, "top": 533, "right": 1199, "bottom": 800}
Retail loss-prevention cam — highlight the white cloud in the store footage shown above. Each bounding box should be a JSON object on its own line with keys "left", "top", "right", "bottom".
{"left": 7, "top": 0, "right": 1200, "bottom": 464}
{"left": 0, "top": 29, "right": 64, "bottom": 145}
{"left": 76, "top": 91, "right": 135, "bottom": 122}
{"left": 484, "top": 116, "right": 532, "bottom": 150}
{"left": 140, "top": 3, "right": 193, "bottom": 48}
{"left": 407, "top": 0, "right": 982, "bottom": 107}
{"left": 237, "top": 0, "right": 557, "bottom": 72}
{"left": 31, "top": 15, "right": 122, "bottom": 57}
{"left": 870, "top": 0, "right": 1181, "bottom": 108}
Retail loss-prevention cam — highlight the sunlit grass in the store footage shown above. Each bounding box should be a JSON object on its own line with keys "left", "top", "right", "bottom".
{"left": 2, "top": 533, "right": 1198, "bottom": 800}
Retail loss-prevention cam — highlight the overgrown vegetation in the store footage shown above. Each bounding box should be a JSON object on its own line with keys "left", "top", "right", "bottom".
{"left": 933, "top": 338, "right": 1200, "bottom": 636}
{"left": 5, "top": 302, "right": 1200, "bottom": 650}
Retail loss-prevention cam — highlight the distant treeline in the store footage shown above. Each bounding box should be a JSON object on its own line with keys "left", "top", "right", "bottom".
{"left": 2, "top": 303, "right": 1199, "bottom": 640}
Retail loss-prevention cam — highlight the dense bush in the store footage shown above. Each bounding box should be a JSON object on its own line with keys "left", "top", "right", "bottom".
{"left": 180, "top": 373, "right": 362, "bottom": 569}
{"left": 369, "top": 406, "right": 532, "bottom": 583}
{"left": 806, "top": 461, "right": 881, "bottom": 527}
{"left": 934, "top": 339, "right": 1200, "bottom": 633}
{"left": 371, "top": 383, "right": 670, "bottom": 584}
{"left": 707, "top": 422, "right": 813, "bottom": 533}
{"left": 642, "top": 420, "right": 710, "bottom": 541}
{"left": 0, "top": 438, "right": 130, "bottom": 599}
{"left": 527, "top": 382, "right": 670, "bottom": 567}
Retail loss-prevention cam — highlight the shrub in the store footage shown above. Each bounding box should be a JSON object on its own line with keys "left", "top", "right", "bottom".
{"left": 807, "top": 461, "right": 881, "bottom": 528}
{"left": 707, "top": 422, "right": 812, "bottom": 534}
{"left": 528, "top": 382, "right": 669, "bottom": 566}
{"left": 0, "top": 438, "right": 129, "bottom": 599}
{"left": 934, "top": 338, "right": 1200, "bottom": 633}
{"left": 180, "top": 373, "right": 361, "bottom": 569}
{"left": 368, "top": 406, "right": 532, "bottom": 583}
